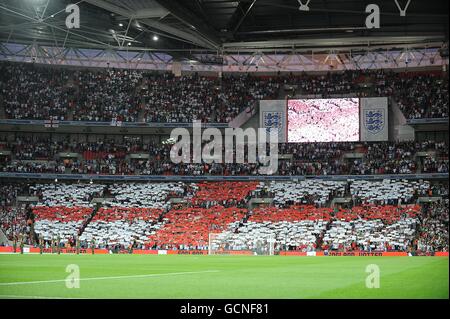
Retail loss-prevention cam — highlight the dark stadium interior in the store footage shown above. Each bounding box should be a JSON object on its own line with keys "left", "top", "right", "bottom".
{"left": 0, "top": 0, "right": 448, "bottom": 54}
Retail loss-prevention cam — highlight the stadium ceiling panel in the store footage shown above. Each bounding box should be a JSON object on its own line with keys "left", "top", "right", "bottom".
{"left": 0, "top": 0, "right": 447, "bottom": 62}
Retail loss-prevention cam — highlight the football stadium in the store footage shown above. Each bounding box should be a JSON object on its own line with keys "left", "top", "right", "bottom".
{"left": 0, "top": 0, "right": 448, "bottom": 303}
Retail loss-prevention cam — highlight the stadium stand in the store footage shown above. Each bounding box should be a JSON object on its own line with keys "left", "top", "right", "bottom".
{"left": 105, "top": 182, "right": 185, "bottom": 209}
{"left": 1, "top": 138, "right": 448, "bottom": 176}
{"left": 1, "top": 62, "right": 448, "bottom": 121}
{"left": 417, "top": 199, "right": 449, "bottom": 252}
{"left": 80, "top": 207, "right": 164, "bottom": 248}
{"left": 29, "top": 183, "right": 105, "bottom": 207}
{"left": 268, "top": 180, "right": 346, "bottom": 207}
{"left": 349, "top": 180, "right": 423, "bottom": 205}
{"left": 147, "top": 206, "right": 248, "bottom": 250}
{"left": 0, "top": 0, "right": 448, "bottom": 303}
{"left": 1, "top": 180, "right": 447, "bottom": 253}
{"left": 33, "top": 206, "right": 93, "bottom": 242}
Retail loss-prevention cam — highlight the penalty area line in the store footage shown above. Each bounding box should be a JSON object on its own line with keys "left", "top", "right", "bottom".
{"left": 0, "top": 270, "right": 220, "bottom": 286}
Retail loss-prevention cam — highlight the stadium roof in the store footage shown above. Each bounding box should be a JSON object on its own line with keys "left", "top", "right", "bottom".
{"left": 0, "top": 0, "right": 448, "bottom": 58}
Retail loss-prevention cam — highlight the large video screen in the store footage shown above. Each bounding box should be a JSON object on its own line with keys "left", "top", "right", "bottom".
{"left": 287, "top": 98, "right": 360, "bottom": 142}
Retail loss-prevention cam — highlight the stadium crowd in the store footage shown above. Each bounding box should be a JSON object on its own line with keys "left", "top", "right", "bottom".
{"left": 0, "top": 62, "right": 280, "bottom": 123}
{"left": 417, "top": 199, "right": 449, "bottom": 253}
{"left": 0, "top": 180, "right": 448, "bottom": 253}
{"left": 0, "top": 137, "right": 448, "bottom": 176}
{"left": 1, "top": 62, "right": 448, "bottom": 122}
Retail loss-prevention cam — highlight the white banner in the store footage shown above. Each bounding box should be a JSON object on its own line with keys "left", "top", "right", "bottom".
{"left": 360, "top": 97, "right": 389, "bottom": 141}
{"left": 259, "top": 100, "right": 287, "bottom": 143}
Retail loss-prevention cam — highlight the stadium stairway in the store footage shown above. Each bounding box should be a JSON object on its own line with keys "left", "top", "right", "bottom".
{"left": 78, "top": 204, "right": 101, "bottom": 237}
{"left": 65, "top": 73, "right": 78, "bottom": 121}
{"left": 0, "top": 95, "right": 5, "bottom": 119}
{"left": 0, "top": 228, "right": 11, "bottom": 246}
{"left": 137, "top": 104, "right": 146, "bottom": 122}
{"left": 131, "top": 77, "right": 146, "bottom": 122}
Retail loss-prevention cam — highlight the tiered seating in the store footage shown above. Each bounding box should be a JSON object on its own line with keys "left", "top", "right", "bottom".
{"left": 141, "top": 73, "right": 280, "bottom": 123}
{"left": 105, "top": 182, "right": 185, "bottom": 209}
{"left": 1, "top": 62, "right": 74, "bottom": 120}
{"left": 80, "top": 207, "right": 164, "bottom": 247}
{"left": 269, "top": 180, "right": 346, "bottom": 207}
{"left": 1, "top": 138, "right": 448, "bottom": 176}
{"left": 190, "top": 181, "right": 260, "bottom": 207}
{"left": 211, "top": 205, "right": 332, "bottom": 251}
{"left": 29, "top": 183, "right": 104, "bottom": 242}
{"left": 250, "top": 205, "right": 333, "bottom": 222}
{"left": 350, "top": 180, "right": 425, "bottom": 204}
{"left": 2, "top": 62, "right": 448, "bottom": 122}
{"left": 335, "top": 205, "right": 420, "bottom": 222}
{"left": 323, "top": 205, "right": 420, "bottom": 251}
{"left": 422, "top": 156, "right": 449, "bottom": 173}
{"left": 29, "top": 183, "right": 105, "bottom": 207}
{"left": 322, "top": 218, "right": 417, "bottom": 251}
{"left": 0, "top": 180, "right": 447, "bottom": 252}
{"left": 418, "top": 199, "right": 449, "bottom": 252}
{"left": 0, "top": 206, "right": 29, "bottom": 241}
{"left": 75, "top": 69, "right": 143, "bottom": 122}
{"left": 147, "top": 206, "right": 247, "bottom": 249}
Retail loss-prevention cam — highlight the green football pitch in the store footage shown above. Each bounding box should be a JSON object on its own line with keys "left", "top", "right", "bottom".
{"left": 0, "top": 254, "right": 448, "bottom": 299}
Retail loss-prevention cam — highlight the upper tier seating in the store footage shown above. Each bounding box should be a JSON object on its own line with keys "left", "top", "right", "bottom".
{"left": 1, "top": 62, "right": 448, "bottom": 121}
{"left": 1, "top": 62, "right": 74, "bottom": 120}
{"left": 75, "top": 69, "right": 143, "bottom": 122}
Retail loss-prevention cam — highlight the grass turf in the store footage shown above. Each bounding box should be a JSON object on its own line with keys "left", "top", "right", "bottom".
{"left": 0, "top": 254, "right": 447, "bottom": 299}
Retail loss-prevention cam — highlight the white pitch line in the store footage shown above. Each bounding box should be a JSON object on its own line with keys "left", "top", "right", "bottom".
{"left": 0, "top": 295, "right": 87, "bottom": 299}
{"left": 0, "top": 270, "right": 219, "bottom": 286}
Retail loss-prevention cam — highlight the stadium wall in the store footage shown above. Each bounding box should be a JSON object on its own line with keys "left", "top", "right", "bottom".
{"left": 1, "top": 247, "right": 448, "bottom": 256}
{"left": 389, "top": 97, "right": 415, "bottom": 141}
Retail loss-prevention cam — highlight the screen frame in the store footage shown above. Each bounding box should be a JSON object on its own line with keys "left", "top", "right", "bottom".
{"left": 286, "top": 97, "right": 361, "bottom": 143}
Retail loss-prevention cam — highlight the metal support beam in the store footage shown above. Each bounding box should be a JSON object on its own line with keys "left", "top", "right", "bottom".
{"left": 85, "top": 0, "right": 217, "bottom": 49}
{"left": 223, "top": 35, "right": 446, "bottom": 51}
{"left": 154, "top": 0, "right": 221, "bottom": 49}
{"left": 233, "top": 0, "right": 257, "bottom": 34}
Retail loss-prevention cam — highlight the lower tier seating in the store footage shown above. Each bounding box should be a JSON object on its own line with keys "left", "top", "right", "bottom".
{"left": 80, "top": 207, "right": 164, "bottom": 247}
{"left": 147, "top": 206, "right": 248, "bottom": 249}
